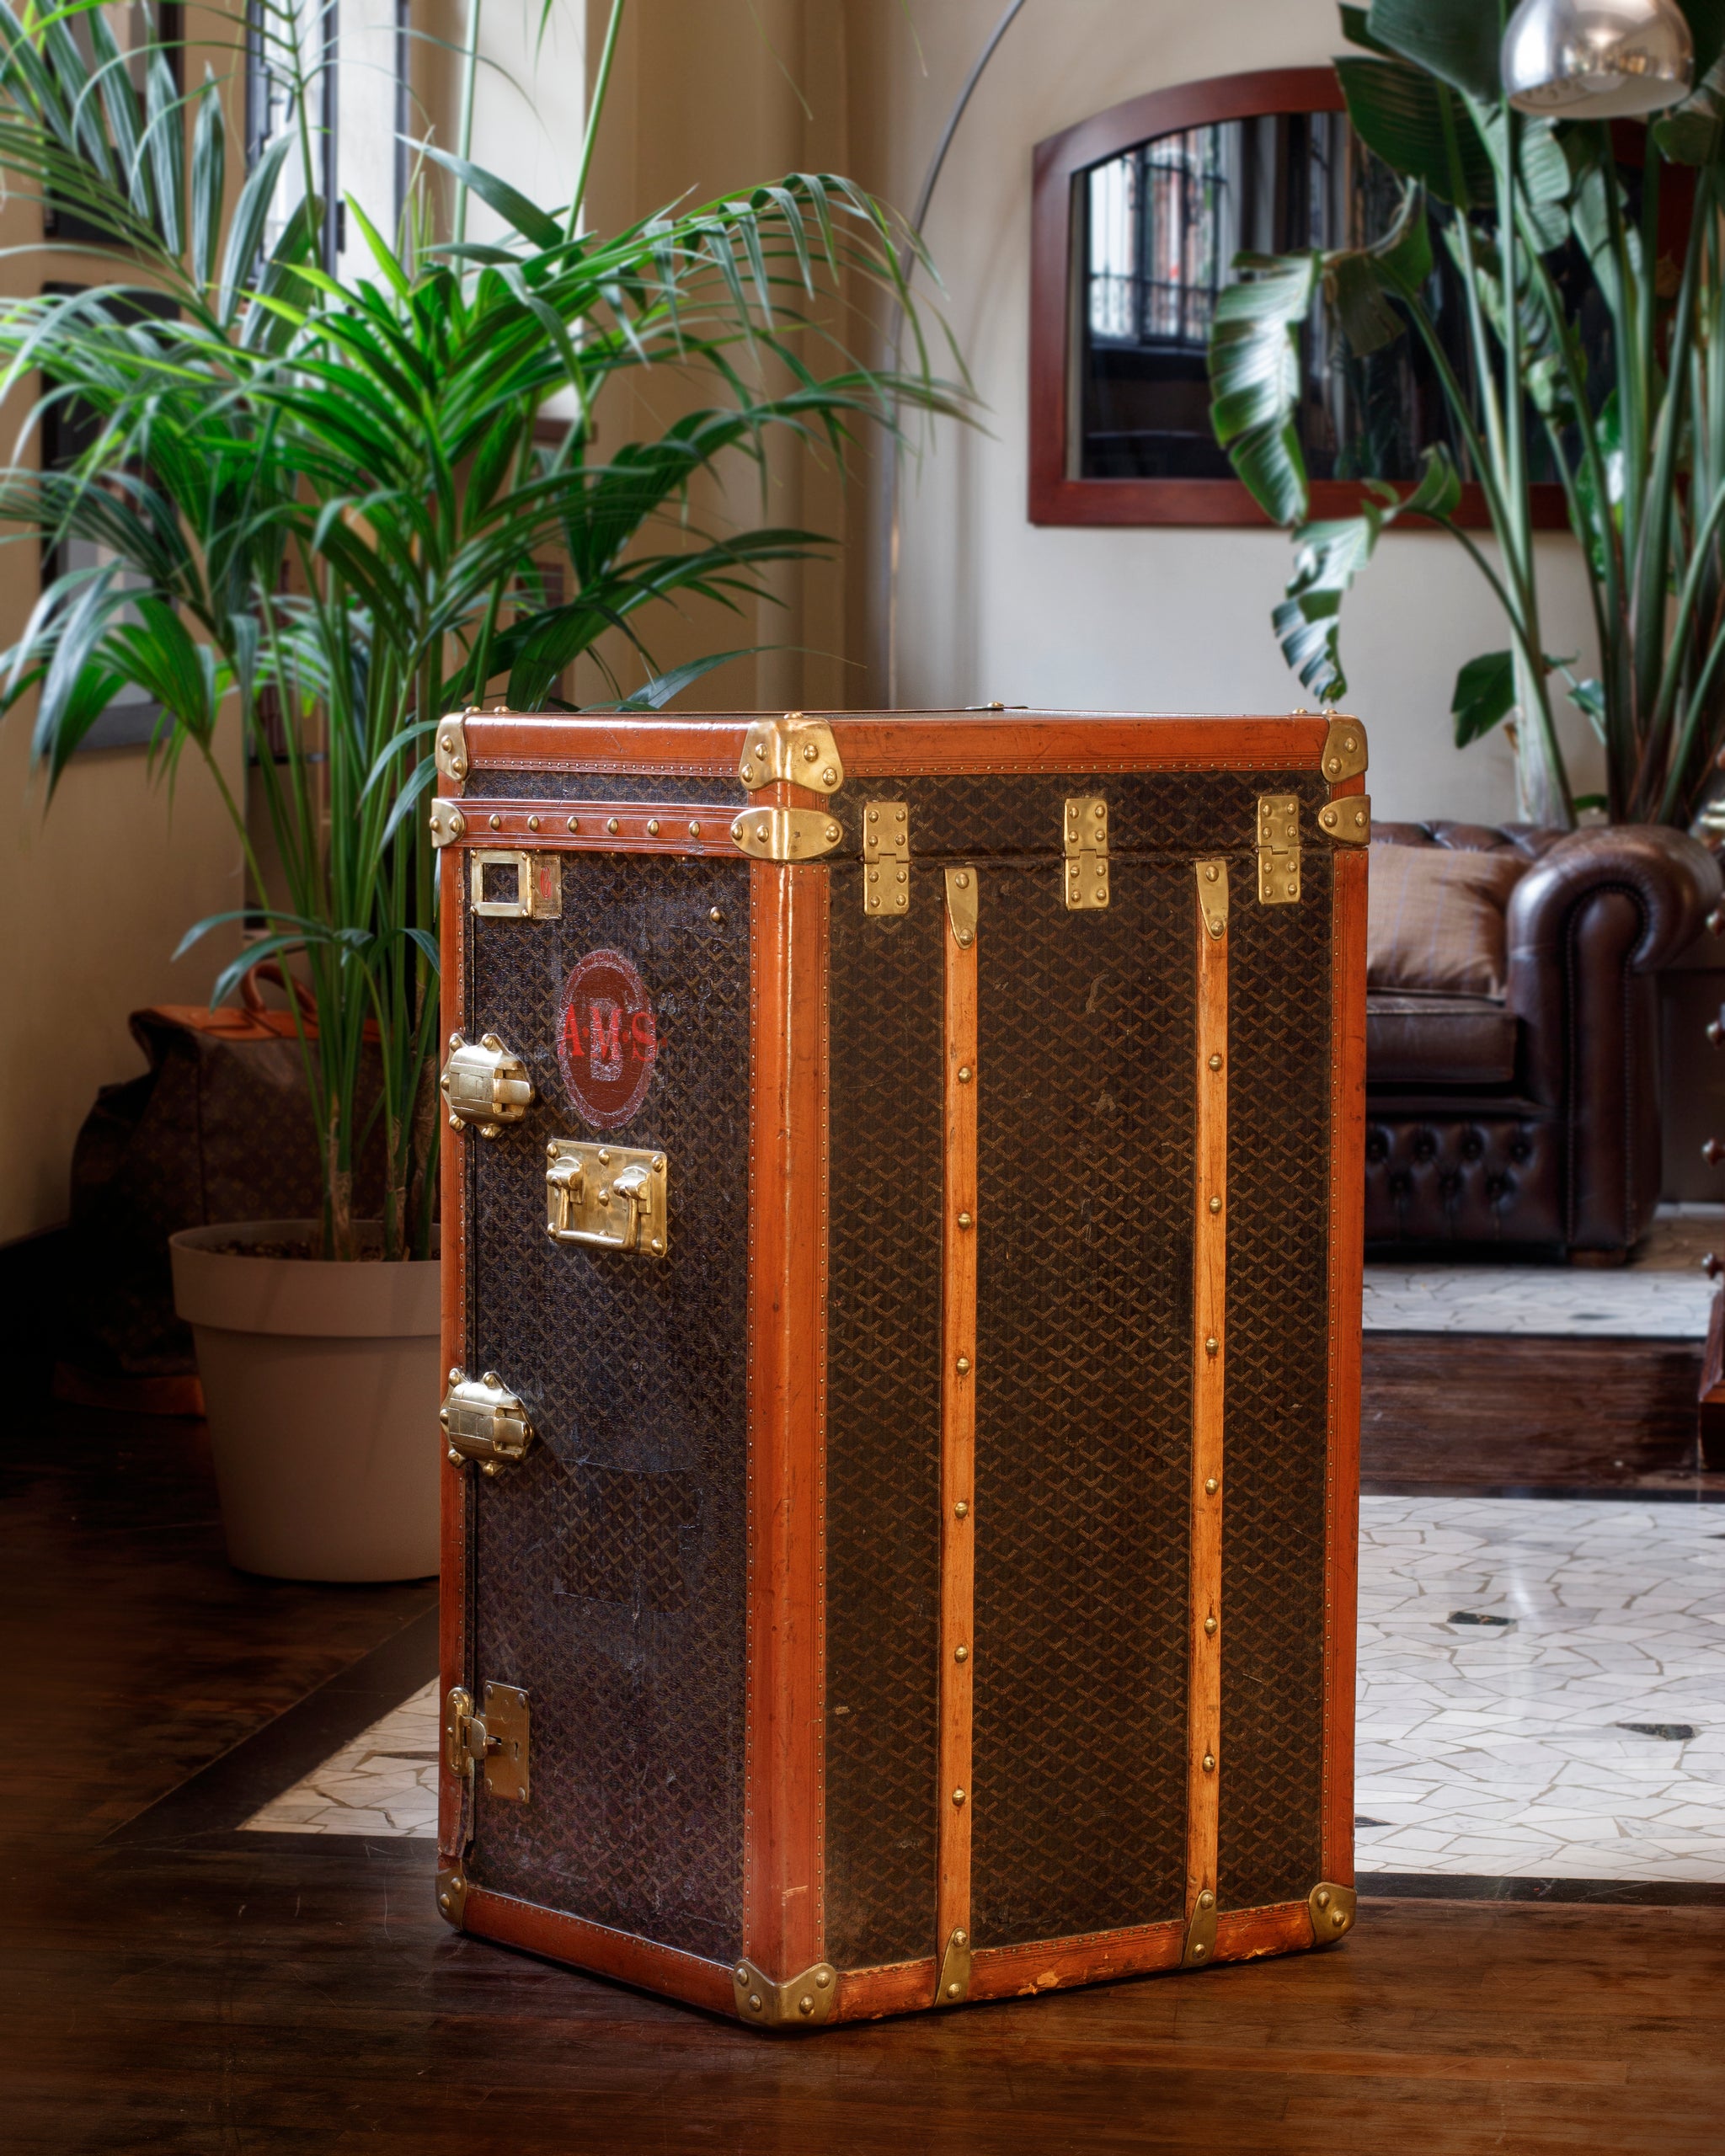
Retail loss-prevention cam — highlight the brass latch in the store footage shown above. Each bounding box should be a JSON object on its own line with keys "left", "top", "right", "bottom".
{"left": 445, "top": 1682, "right": 531, "bottom": 1802}
{"left": 1316, "top": 795, "right": 1371, "bottom": 846}
{"left": 441, "top": 1032, "right": 535, "bottom": 1136}
{"left": 737, "top": 712, "right": 844, "bottom": 794}
{"left": 1064, "top": 797, "right": 1110, "bottom": 910}
{"left": 729, "top": 807, "right": 843, "bottom": 863}
{"left": 1258, "top": 795, "right": 1300, "bottom": 905}
{"left": 435, "top": 712, "right": 470, "bottom": 787}
{"left": 441, "top": 1369, "right": 537, "bottom": 1475}
{"left": 546, "top": 1139, "right": 669, "bottom": 1256}
{"left": 471, "top": 850, "right": 562, "bottom": 919}
{"left": 862, "top": 800, "right": 910, "bottom": 915}
{"left": 731, "top": 1956, "right": 837, "bottom": 2029}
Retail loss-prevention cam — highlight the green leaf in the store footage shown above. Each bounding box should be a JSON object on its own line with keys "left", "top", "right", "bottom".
{"left": 1336, "top": 58, "right": 1494, "bottom": 208}
{"left": 1208, "top": 251, "right": 1320, "bottom": 526}
{"left": 1365, "top": 0, "right": 1501, "bottom": 100}
{"left": 1338, "top": 5, "right": 1396, "bottom": 58}
{"left": 1452, "top": 649, "right": 1518, "bottom": 746}
{"left": 1327, "top": 250, "right": 1405, "bottom": 355}
{"left": 417, "top": 144, "right": 563, "bottom": 251}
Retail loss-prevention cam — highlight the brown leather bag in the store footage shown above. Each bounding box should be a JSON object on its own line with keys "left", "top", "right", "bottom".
{"left": 54, "top": 963, "right": 383, "bottom": 1414}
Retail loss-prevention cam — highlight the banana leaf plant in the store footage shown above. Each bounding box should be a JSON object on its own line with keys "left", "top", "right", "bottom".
{"left": 1206, "top": 0, "right": 1725, "bottom": 830}
{"left": 0, "top": 0, "right": 969, "bottom": 1259}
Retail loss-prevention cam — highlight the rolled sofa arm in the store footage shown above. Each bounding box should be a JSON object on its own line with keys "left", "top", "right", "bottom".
{"left": 1505, "top": 824, "right": 1721, "bottom": 1251}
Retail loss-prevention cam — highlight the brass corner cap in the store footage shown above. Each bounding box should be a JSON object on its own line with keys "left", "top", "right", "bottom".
{"left": 435, "top": 1865, "right": 468, "bottom": 1929}
{"left": 1308, "top": 1881, "right": 1357, "bottom": 1945}
{"left": 435, "top": 712, "right": 470, "bottom": 788}
{"left": 1322, "top": 714, "right": 1368, "bottom": 786}
{"left": 1316, "top": 795, "right": 1371, "bottom": 846}
{"left": 731, "top": 1956, "right": 837, "bottom": 2031}
{"left": 737, "top": 713, "right": 845, "bottom": 796}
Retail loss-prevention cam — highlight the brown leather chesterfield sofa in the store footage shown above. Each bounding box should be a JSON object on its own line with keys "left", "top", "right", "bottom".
{"left": 1366, "top": 820, "right": 1721, "bottom": 1262}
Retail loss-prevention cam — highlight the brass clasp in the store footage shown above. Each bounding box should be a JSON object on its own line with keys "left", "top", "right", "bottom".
{"left": 441, "top": 1032, "right": 535, "bottom": 1137}
{"left": 441, "top": 1369, "right": 537, "bottom": 1475}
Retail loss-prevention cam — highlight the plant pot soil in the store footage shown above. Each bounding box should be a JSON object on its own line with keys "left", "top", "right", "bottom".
{"left": 169, "top": 1219, "right": 440, "bottom": 1582}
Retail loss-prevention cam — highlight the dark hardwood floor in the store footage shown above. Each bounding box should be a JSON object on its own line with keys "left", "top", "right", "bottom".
{"left": 6, "top": 1374, "right": 1723, "bottom": 2153}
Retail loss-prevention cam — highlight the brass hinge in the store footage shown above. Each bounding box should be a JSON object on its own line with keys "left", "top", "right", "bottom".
{"left": 441, "top": 1369, "right": 537, "bottom": 1475}
{"left": 934, "top": 1926, "right": 973, "bottom": 2006}
{"left": 943, "top": 866, "right": 978, "bottom": 947}
{"left": 435, "top": 712, "right": 471, "bottom": 788}
{"left": 730, "top": 806, "right": 843, "bottom": 863}
{"left": 1322, "top": 713, "right": 1368, "bottom": 786}
{"left": 1183, "top": 1888, "right": 1218, "bottom": 1967}
{"left": 1194, "top": 858, "right": 1228, "bottom": 939}
{"left": 444, "top": 1682, "right": 531, "bottom": 1801}
{"left": 1316, "top": 795, "right": 1371, "bottom": 846}
{"left": 1257, "top": 795, "right": 1300, "bottom": 905}
{"left": 737, "top": 712, "right": 845, "bottom": 795}
{"left": 470, "top": 850, "right": 562, "bottom": 919}
{"left": 1064, "top": 796, "right": 1110, "bottom": 910}
{"left": 441, "top": 1032, "right": 535, "bottom": 1137}
{"left": 862, "top": 800, "right": 911, "bottom": 915}
{"left": 429, "top": 798, "right": 465, "bottom": 849}
{"left": 545, "top": 1139, "right": 669, "bottom": 1256}
{"left": 731, "top": 1956, "right": 838, "bottom": 2029}
{"left": 435, "top": 1864, "right": 468, "bottom": 1928}
{"left": 1308, "top": 1880, "right": 1358, "bottom": 1944}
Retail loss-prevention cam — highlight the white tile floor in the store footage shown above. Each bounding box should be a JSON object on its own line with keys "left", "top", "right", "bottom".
{"left": 243, "top": 1495, "right": 1725, "bottom": 1882}
{"left": 1363, "top": 1203, "right": 1722, "bottom": 1338}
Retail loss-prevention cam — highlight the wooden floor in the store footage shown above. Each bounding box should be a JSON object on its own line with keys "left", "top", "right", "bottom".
{"left": 6, "top": 1377, "right": 1724, "bottom": 2153}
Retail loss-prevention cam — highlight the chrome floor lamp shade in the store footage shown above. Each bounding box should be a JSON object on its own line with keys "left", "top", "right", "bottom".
{"left": 1502, "top": 0, "right": 1695, "bottom": 115}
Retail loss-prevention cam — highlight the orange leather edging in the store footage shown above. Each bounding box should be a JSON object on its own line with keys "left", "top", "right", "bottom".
{"left": 835, "top": 1957, "right": 941, "bottom": 2022}
{"left": 967, "top": 1920, "right": 1185, "bottom": 2000}
{"left": 743, "top": 857, "right": 830, "bottom": 1980}
{"left": 1188, "top": 876, "right": 1227, "bottom": 1923}
{"left": 462, "top": 1887, "right": 737, "bottom": 2015}
{"left": 937, "top": 883, "right": 979, "bottom": 1972}
{"left": 1322, "top": 827, "right": 1368, "bottom": 1886}
{"left": 1216, "top": 1898, "right": 1319, "bottom": 1962}
{"left": 460, "top": 711, "right": 1332, "bottom": 779}
{"left": 452, "top": 801, "right": 741, "bottom": 854}
{"left": 437, "top": 841, "right": 467, "bottom": 1863}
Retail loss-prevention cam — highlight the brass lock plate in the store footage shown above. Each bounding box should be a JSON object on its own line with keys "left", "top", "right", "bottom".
{"left": 441, "top": 1032, "right": 534, "bottom": 1136}
{"left": 546, "top": 1139, "right": 669, "bottom": 1256}
{"left": 1064, "top": 797, "right": 1110, "bottom": 910}
{"left": 470, "top": 850, "right": 562, "bottom": 919}
{"left": 441, "top": 1369, "right": 537, "bottom": 1473}
{"left": 444, "top": 1681, "right": 531, "bottom": 1801}
{"left": 1258, "top": 795, "right": 1300, "bottom": 905}
{"left": 862, "top": 800, "right": 911, "bottom": 915}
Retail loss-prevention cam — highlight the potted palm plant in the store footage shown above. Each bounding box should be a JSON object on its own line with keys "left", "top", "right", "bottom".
{"left": 0, "top": 0, "right": 964, "bottom": 1577}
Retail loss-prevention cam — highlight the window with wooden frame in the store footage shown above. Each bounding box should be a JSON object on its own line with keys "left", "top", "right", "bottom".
{"left": 1028, "top": 67, "right": 1567, "bottom": 531}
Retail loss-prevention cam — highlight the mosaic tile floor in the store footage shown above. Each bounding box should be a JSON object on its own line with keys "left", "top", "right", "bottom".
{"left": 244, "top": 1496, "right": 1725, "bottom": 1881}
{"left": 1362, "top": 1203, "right": 1722, "bottom": 1338}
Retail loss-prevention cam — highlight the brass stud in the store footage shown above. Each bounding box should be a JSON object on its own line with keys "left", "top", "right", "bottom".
{"left": 736, "top": 1965, "right": 749, "bottom": 1981}
{"left": 748, "top": 1994, "right": 762, "bottom": 2013}
{"left": 690, "top": 822, "right": 702, "bottom": 838}
{"left": 1209, "top": 1054, "right": 1222, "bottom": 1070}
{"left": 815, "top": 1971, "right": 830, "bottom": 1988}
{"left": 1205, "top": 1476, "right": 1219, "bottom": 1495}
{"left": 1203, "top": 1753, "right": 1215, "bottom": 1773}
{"left": 732, "top": 820, "right": 745, "bottom": 840}
{"left": 957, "top": 1211, "right": 974, "bottom": 1229}
{"left": 956, "top": 1355, "right": 971, "bottom": 1374}
{"left": 1199, "top": 1891, "right": 1215, "bottom": 1911}
{"left": 567, "top": 817, "right": 579, "bottom": 833}
{"left": 1315, "top": 1888, "right": 1331, "bottom": 1909}
{"left": 527, "top": 815, "right": 540, "bottom": 832}
{"left": 798, "top": 1995, "right": 814, "bottom": 2016}
{"left": 1209, "top": 1196, "right": 1222, "bottom": 1214}
{"left": 447, "top": 1447, "right": 461, "bottom": 1464}
{"left": 1332, "top": 1908, "right": 1348, "bottom": 1929}
{"left": 740, "top": 762, "right": 756, "bottom": 784}
{"left": 1204, "top": 1615, "right": 1218, "bottom": 1636}
{"left": 1192, "top": 1942, "right": 1209, "bottom": 1961}
{"left": 647, "top": 818, "right": 660, "bottom": 835}
{"left": 954, "top": 1501, "right": 969, "bottom": 1518}
{"left": 953, "top": 1929, "right": 967, "bottom": 1945}
{"left": 1204, "top": 864, "right": 1218, "bottom": 883}
{"left": 1204, "top": 1335, "right": 1220, "bottom": 1357}
{"left": 954, "top": 1645, "right": 969, "bottom": 1662}
{"left": 958, "top": 1065, "right": 973, "bottom": 1084}
{"left": 489, "top": 814, "right": 501, "bottom": 830}
{"left": 952, "top": 1788, "right": 966, "bottom": 1806}
{"left": 710, "top": 907, "right": 724, "bottom": 924}
{"left": 826, "top": 822, "right": 841, "bottom": 841}
{"left": 802, "top": 742, "right": 819, "bottom": 763}
{"left": 822, "top": 767, "right": 838, "bottom": 786}
{"left": 946, "top": 1981, "right": 961, "bottom": 1999}
{"left": 607, "top": 817, "right": 620, "bottom": 835}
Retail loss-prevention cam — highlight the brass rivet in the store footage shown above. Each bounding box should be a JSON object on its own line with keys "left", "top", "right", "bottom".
{"left": 798, "top": 1995, "right": 814, "bottom": 2015}
{"left": 736, "top": 1964, "right": 749, "bottom": 1981}
{"left": 1193, "top": 1943, "right": 1208, "bottom": 1961}
{"left": 749, "top": 1994, "right": 762, "bottom": 2012}
{"left": 1204, "top": 1615, "right": 1218, "bottom": 1636}
{"left": 1203, "top": 1753, "right": 1215, "bottom": 1772}
{"left": 732, "top": 820, "right": 745, "bottom": 839}
{"left": 647, "top": 819, "right": 660, "bottom": 835}
{"left": 953, "top": 1788, "right": 966, "bottom": 1806}
{"left": 957, "top": 1355, "right": 971, "bottom": 1374}
{"left": 895, "top": 807, "right": 905, "bottom": 821}
{"left": 954, "top": 1501, "right": 969, "bottom": 1518}
{"left": 1199, "top": 1891, "right": 1215, "bottom": 1911}
{"left": 690, "top": 822, "right": 702, "bottom": 838}
{"left": 826, "top": 822, "right": 841, "bottom": 841}
{"left": 1209, "top": 1054, "right": 1222, "bottom": 1070}
{"left": 567, "top": 817, "right": 579, "bottom": 833}
{"left": 710, "top": 907, "right": 724, "bottom": 924}
{"left": 822, "top": 766, "right": 837, "bottom": 786}
{"left": 802, "top": 742, "right": 819, "bottom": 762}
{"left": 740, "top": 762, "right": 756, "bottom": 783}
{"left": 1204, "top": 865, "right": 1218, "bottom": 883}
{"left": 1316, "top": 1889, "right": 1331, "bottom": 1909}
{"left": 815, "top": 1971, "right": 830, "bottom": 1988}
{"left": 1332, "top": 1908, "right": 1347, "bottom": 1929}
{"left": 956, "top": 872, "right": 969, "bottom": 888}
{"left": 1204, "top": 1335, "right": 1220, "bottom": 1356}
{"left": 946, "top": 1981, "right": 960, "bottom": 1999}
{"left": 607, "top": 817, "right": 620, "bottom": 834}
{"left": 438, "top": 1892, "right": 451, "bottom": 1911}
{"left": 1209, "top": 1196, "right": 1222, "bottom": 1214}
{"left": 958, "top": 1211, "right": 974, "bottom": 1229}
{"left": 448, "top": 1447, "right": 461, "bottom": 1463}
{"left": 489, "top": 814, "right": 501, "bottom": 830}
{"left": 868, "top": 808, "right": 879, "bottom": 823}
{"left": 954, "top": 1645, "right": 969, "bottom": 1662}
{"left": 958, "top": 1065, "right": 973, "bottom": 1083}
{"left": 527, "top": 815, "right": 540, "bottom": 831}
{"left": 1205, "top": 1477, "right": 1219, "bottom": 1495}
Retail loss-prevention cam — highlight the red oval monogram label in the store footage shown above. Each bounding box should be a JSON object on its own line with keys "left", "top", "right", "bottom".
{"left": 557, "top": 949, "right": 658, "bottom": 1130}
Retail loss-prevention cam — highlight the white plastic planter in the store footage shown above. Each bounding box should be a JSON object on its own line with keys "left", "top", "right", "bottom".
{"left": 170, "top": 1219, "right": 440, "bottom": 1581}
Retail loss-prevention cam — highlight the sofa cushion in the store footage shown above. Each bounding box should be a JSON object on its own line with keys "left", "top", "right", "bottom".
{"left": 1368, "top": 841, "right": 1525, "bottom": 998}
{"left": 1366, "top": 992, "right": 1520, "bottom": 1085}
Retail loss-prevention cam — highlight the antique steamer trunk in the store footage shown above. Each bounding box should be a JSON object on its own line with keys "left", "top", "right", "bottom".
{"left": 432, "top": 708, "right": 1368, "bottom": 2026}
